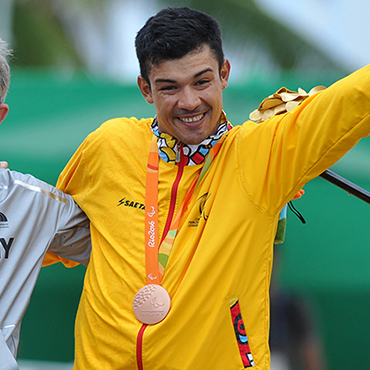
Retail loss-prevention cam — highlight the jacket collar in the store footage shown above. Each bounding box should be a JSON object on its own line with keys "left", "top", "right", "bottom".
{"left": 151, "top": 112, "right": 232, "bottom": 166}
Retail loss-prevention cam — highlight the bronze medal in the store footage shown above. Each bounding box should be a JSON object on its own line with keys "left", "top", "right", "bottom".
{"left": 133, "top": 284, "right": 171, "bottom": 325}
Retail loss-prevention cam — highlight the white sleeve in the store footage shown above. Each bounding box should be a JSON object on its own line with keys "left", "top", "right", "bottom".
{"left": 48, "top": 194, "right": 91, "bottom": 266}
{"left": 0, "top": 169, "right": 91, "bottom": 266}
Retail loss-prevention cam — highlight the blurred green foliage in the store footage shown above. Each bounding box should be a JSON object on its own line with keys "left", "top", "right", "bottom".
{"left": 8, "top": 0, "right": 348, "bottom": 76}
{"left": 12, "top": 1, "right": 81, "bottom": 68}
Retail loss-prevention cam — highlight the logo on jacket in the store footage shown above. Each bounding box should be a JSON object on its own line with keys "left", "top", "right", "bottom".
{"left": 187, "top": 192, "right": 211, "bottom": 227}
{"left": 0, "top": 212, "right": 9, "bottom": 229}
{"left": 117, "top": 197, "right": 145, "bottom": 210}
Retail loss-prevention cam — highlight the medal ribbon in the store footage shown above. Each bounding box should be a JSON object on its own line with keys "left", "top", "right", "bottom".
{"left": 145, "top": 134, "right": 227, "bottom": 285}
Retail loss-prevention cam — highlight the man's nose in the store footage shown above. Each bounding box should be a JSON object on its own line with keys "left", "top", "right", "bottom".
{"left": 177, "top": 87, "right": 201, "bottom": 111}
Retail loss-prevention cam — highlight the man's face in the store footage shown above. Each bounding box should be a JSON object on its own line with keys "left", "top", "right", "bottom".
{"left": 138, "top": 45, "right": 230, "bottom": 145}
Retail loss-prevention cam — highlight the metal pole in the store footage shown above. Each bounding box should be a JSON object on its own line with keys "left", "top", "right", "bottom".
{"left": 320, "top": 169, "right": 370, "bottom": 205}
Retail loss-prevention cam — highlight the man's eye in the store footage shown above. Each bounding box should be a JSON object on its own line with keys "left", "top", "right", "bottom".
{"left": 197, "top": 79, "right": 210, "bottom": 86}
{"left": 161, "top": 86, "right": 176, "bottom": 91}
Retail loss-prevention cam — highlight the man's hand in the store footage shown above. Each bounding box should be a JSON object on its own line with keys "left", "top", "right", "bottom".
{"left": 0, "top": 161, "right": 8, "bottom": 169}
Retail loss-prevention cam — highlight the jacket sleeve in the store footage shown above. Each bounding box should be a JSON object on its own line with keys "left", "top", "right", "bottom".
{"left": 47, "top": 195, "right": 91, "bottom": 267}
{"left": 237, "top": 64, "right": 370, "bottom": 214}
{"left": 42, "top": 135, "right": 92, "bottom": 267}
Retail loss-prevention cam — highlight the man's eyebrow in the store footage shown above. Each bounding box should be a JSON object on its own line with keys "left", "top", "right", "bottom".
{"left": 194, "top": 68, "right": 213, "bottom": 78}
{"left": 154, "top": 68, "right": 214, "bottom": 84}
{"left": 154, "top": 78, "right": 177, "bottom": 84}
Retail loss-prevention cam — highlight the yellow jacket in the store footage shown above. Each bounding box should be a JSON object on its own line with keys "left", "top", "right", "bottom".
{"left": 49, "top": 65, "right": 370, "bottom": 369}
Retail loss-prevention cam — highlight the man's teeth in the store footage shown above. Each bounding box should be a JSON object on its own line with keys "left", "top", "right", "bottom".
{"left": 181, "top": 114, "right": 204, "bottom": 123}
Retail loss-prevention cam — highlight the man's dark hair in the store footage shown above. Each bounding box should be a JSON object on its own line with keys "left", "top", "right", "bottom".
{"left": 135, "top": 7, "right": 224, "bottom": 83}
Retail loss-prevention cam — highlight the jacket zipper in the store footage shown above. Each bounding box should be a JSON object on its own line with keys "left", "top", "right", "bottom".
{"left": 137, "top": 324, "right": 148, "bottom": 370}
{"left": 136, "top": 144, "right": 185, "bottom": 370}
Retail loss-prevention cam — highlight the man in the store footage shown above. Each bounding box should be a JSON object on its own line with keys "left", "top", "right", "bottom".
{"left": 45, "top": 7, "right": 370, "bottom": 370}
{"left": 0, "top": 39, "right": 91, "bottom": 370}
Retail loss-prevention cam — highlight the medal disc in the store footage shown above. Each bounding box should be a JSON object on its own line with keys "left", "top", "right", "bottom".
{"left": 133, "top": 284, "right": 171, "bottom": 325}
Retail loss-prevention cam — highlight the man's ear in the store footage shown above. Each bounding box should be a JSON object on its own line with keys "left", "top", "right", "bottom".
{"left": 0, "top": 104, "right": 9, "bottom": 124}
{"left": 137, "top": 76, "right": 154, "bottom": 104}
{"left": 220, "top": 59, "right": 231, "bottom": 90}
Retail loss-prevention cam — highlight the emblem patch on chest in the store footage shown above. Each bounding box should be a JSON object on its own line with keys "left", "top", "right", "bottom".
{"left": 187, "top": 192, "right": 210, "bottom": 227}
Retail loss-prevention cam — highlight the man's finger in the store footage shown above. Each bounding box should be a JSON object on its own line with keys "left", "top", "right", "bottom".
{"left": 0, "top": 161, "right": 9, "bottom": 169}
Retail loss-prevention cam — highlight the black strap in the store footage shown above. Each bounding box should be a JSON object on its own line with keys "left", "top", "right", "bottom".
{"left": 288, "top": 201, "right": 306, "bottom": 224}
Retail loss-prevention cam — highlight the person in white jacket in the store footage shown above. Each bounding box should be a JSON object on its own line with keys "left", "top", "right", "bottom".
{"left": 0, "top": 39, "right": 91, "bottom": 370}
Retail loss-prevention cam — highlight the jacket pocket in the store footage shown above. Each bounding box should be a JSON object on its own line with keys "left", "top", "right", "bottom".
{"left": 229, "top": 297, "right": 255, "bottom": 368}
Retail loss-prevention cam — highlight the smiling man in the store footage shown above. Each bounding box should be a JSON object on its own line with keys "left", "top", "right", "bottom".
{"left": 137, "top": 44, "right": 230, "bottom": 145}
{"left": 44, "top": 6, "right": 370, "bottom": 370}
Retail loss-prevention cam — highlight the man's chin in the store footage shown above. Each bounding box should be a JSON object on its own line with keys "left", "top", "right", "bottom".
{"left": 178, "top": 134, "right": 208, "bottom": 145}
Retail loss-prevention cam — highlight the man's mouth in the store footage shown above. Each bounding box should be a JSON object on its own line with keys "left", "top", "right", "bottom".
{"left": 179, "top": 113, "right": 205, "bottom": 123}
